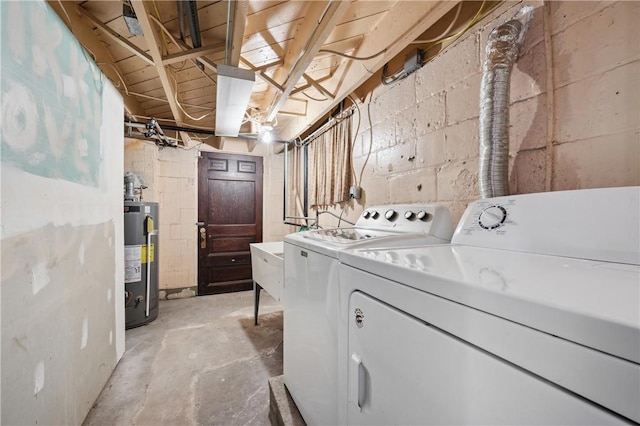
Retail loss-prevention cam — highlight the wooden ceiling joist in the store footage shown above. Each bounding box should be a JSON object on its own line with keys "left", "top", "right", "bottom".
{"left": 76, "top": 6, "right": 154, "bottom": 66}
{"left": 46, "top": 0, "right": 146, "bottom": 119}
{"left": 227, "top": 0, "right": 249, "bottom": 66}
{"left": 302, "top": 73, "right": 334, "bottom": 99}
{"left": 130, "top": 0, "right": 190, "bottom": 144}
{"left": 265, "top": 0, "right": 351, "bottom": 122}
{"left": 162, "top": 43, "right": 226, "bottom": 65}
{"left": 240, "top": 57, "right": 284, "bottom": 92}
{"left": 291, "top": 73, "right": 332, "bottom": 95}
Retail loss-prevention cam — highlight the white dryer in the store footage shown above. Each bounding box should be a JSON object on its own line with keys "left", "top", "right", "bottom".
{"left": 338, "top": 187, "right": 640, "bottom": 425}
{"left": 284, "top": 204, "right": 453, "bottom": 425}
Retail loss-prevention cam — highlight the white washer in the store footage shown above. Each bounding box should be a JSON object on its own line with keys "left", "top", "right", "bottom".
{"left": 284, "top": 204, "right": 453, "bottom": 425}
{"left": 338, "top": 187, "right": 640, "bottom": 425}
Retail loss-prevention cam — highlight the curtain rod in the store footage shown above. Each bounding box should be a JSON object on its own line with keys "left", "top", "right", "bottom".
{"left": 300, "top": 104, "right": 356, "bottom": 146}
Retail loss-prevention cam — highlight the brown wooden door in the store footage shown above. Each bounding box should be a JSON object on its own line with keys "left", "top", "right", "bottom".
{"left": 197, "top": 152, "right": 263, "bottom": 295}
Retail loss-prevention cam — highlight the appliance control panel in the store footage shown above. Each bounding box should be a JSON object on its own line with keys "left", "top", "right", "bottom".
{"left": 452, "top": 187, "right": 640, "bottom": 265}
{"left": 355, "top": 204, "right": 454, "bottom": 240}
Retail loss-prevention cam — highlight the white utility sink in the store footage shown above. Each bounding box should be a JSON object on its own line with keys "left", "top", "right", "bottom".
{"left": 250, "top": 241, "right": 284, "bottom": 325}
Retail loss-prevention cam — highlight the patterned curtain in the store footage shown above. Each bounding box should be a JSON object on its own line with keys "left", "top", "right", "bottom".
{"left": 308, "top": 113, "right": 353, "bottom": 209}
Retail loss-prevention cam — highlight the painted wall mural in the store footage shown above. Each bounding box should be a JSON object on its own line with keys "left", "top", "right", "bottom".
{"left": 1, "top": 1, "right": 103, "bottom": 186}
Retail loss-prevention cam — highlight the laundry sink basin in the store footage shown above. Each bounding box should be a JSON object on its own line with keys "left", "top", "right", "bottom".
{"left": 250, "top": 241, "right": 284, "bottom": 302}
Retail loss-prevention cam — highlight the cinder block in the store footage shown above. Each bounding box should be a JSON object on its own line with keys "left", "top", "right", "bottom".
{"left": 446, "top": 73, "right": 481, "bottom": 125}
{"left": 180, "top": 158, "right": 197, "bottom": 178}
{"left": 416, "top": 128, "right": 446, "bottom": 167}
{"left": 158, "top": 176, "right": 179, "bottom": 195}
{"left": 387, "top": 168, "right": 437, "bottom": 203}
{"left": 554, "top": 61, "right": 640, "bottom": 143}
{"left": 437, "top": 160, "right": 479, "bottom": 201}
{"left": 553, "top": 2, "right": 640, "bottom": 87}
{"left": 160, "top": 201, "right": 180, "bottom": 225}
{"left": 370, "top": 120, "right": 395, "bottom": 152}
{"left": 551, "top": 1, "right": 610, "bottom": 35}
{"left": 511, "top": 40, "right": 546, "bottom": 103}
{"left": 417, "top": 31, "right": 480, "bottom": 97}
{"left": 169, "top": 224, "right": 182, "bottom": 240}
{"left": 438, "top": 200, "right": 473, "bottom": 227}
{"left": 416, "top": 92, "right": 446, "bottom": 134}
{"left": 552, "top": 130, "right": 640, "bottom": 190}
{"left": 513, "top": 148, "right": 547, "bottom": 194}
{"left": 158, "top": 160, "right": 180, "bottom": 177}
{"left": 360, "top": 172, "right": 390, "bottom": 205}
{"left": 395, "top": 104, "right": 420, "bottom": 145}
{"left": 374, "top": 72, "right": 417, "bottom": 117}
{"left": 509, "top": 94, "right": 547, "bottom": 153}
{"left": 444, "top": 119, "right": 479, "bottom": 161}
{"left": 180, "top": 208, "right": 196, "bottom": 224}
{"left": 376, "top": 141, "right": 418, "bottom": 176}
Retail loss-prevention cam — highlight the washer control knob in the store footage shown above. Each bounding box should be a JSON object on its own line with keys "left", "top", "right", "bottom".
{"left": 385, "top": 209, "right": 397, "bottom": 220}
{"left": 416, "top": 210, "right": 430, "bottom": 221}
{"left": 479, "top": 205, "right": 507, "bottom": 230}
{"left": 404, "top": 211, "right": 415, "bottom": 220}
{"left": 362, "top": 210, "right": 371, "bottom": 219}
{"left": 370, "top": 210, "right": 380, "bottom": 219}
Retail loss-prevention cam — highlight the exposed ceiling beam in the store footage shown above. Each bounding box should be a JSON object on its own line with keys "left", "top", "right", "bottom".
{"left": 76, "top": 6, "right": 154, "bottom": 66}
{"left": 265, "top": 1, "right": 350, "bottom": 122}
{"left": 130, "top": 0, "right": 189, "bottom": 142}
{"left": 149, "top": 14, "right": 219, "bottom": 73}
{"left": 254, "top": 59, "right": 284, "bottom": 72}
{"left": 227, "top": 0, "right": 249, "bottom": 66}
{"left": 279, "top": 1, "right": 458, "bottom": 141}
{"left": 240, "top": 57, "right": 284, "bottom": 92}
{"left": 162, "top": 43, "right": 225, "bottom": 65}
{"left": 302, "top": 73, "right": 335, "bottom": 99}
{"left": 291, "top": 73, "right": 332, "bottom": 95}
{"left": 46, "top": 0, "right": 146, "bottom": 119}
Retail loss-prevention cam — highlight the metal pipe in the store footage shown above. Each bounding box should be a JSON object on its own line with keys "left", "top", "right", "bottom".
{"left": 303, "top": 144, "right": 309, "bottom": 219}
{"left": 283, "top": 143, "right": 288, "bottom": 222}
{"left": 479, "top": 6, "right": 534, "bottom": 198}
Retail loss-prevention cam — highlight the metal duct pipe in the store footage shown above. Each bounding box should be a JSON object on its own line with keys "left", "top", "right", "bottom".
{"left": 479, "top": 6, "right": 534, "bottom": 198}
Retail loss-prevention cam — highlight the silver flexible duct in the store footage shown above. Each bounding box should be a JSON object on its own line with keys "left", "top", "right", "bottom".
{"left": 479, "top": 6, "right": 534, "bottom": 198}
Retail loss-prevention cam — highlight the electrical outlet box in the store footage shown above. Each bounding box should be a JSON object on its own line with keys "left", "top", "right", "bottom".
{"left": 404, "top": 49, "right": 424, "bottom": 76}
{"left": 349, "top": 185, "right": 362, "bottom": 200}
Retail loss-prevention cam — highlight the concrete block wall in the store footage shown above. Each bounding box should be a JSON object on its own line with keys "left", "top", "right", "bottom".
{"left": 347, "top": 0, "right": 639, "bottom": 225}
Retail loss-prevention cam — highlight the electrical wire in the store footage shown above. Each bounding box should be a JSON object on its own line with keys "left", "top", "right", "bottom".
{"left": 318, "top": 47, "right": 387, "bottom": 61}
{"left": 347, "top": 94, "right": 361, "bottom": 186}
{"left": 302, "top": 91, "right": 329, "bottom": 102}
{"left": 169, "top": 72, "right": 212, "bottom": 121}
{"left": 357, "top": 90, "right": 375, "bottom": 187}
{"left": 410, "top": 2, "right": 463, "bottom": 45}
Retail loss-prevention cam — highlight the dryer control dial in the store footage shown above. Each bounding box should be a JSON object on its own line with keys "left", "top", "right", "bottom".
{"left": 385, "top": 209, "right": 397, "bottom": 220}
{"left": 479, "top": 205, "right": 507, "bottom": 230}
{"left": 370, "top": 210, "right": 380, "bottom": 219}
{"left": 362, "top": 210, "right": 371, "bottom": 219}
{"left": 404, "top": 211, "right": 415, "bottom": 220}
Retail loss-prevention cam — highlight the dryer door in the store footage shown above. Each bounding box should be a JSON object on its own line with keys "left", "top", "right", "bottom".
{"left": 347, "top": 291, "right": 622, "bottom": 425}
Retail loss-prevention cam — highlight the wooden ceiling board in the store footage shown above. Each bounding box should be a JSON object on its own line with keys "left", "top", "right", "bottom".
{"left": 53, "top": 0, "right": 456, "bottom": 145}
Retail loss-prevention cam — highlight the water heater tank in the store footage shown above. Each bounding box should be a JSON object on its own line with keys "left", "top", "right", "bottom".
{"left": 124, "top": 201, "right": 159, "bottom": 328}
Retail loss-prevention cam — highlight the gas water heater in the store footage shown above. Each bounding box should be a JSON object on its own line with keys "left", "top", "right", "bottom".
{"left": 124, "top": 175, "right": 159, "bottom": 328}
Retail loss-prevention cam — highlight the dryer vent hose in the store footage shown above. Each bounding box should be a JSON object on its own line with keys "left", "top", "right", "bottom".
{"left": 479, "top": 6, "right": 534, "bottom": 198}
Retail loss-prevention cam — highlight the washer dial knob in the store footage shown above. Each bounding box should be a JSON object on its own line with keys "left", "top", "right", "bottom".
{"left": 416, "top": 210, "right": 430, "bottom": 221}
{"left": 385, "top": 209, "right": 397, "bottom": 220}
{"left": 404, "top": 211, "right": 415, "bottom": 220}
{"left": 479, "top": 205, "right": 507, "bottom": 230}
{"left": 370, "top": 210, "right": 380, "bottom": 219}
{"left": 362, "top": 210, "right": 371, "bottom": 219}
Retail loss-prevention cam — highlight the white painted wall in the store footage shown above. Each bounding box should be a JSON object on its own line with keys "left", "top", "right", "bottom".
{"left": 1, "top": 1, "right": 124, "bottom": 423}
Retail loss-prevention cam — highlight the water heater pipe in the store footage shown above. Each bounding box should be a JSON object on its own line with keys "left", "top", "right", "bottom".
{"left": 478, "top": 6, "right": 534, "bottom": 198}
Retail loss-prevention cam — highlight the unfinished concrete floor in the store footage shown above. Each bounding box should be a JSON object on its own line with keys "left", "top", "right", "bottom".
{"left": 83, "top": 290, "right": 283, "bottom": 426}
